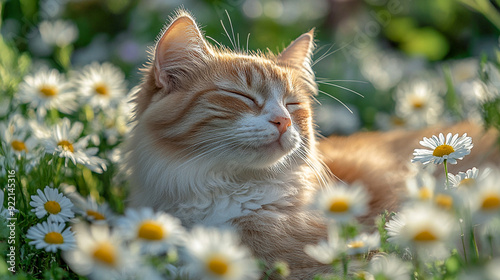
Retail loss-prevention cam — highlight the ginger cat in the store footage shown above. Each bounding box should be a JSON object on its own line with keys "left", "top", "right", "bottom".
{"left": 125, "top": 10, "right": 499, "bottom": 279}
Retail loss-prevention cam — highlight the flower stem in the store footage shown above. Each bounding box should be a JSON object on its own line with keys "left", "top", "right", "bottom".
{"left": 459, "top": 220, "right": 469, "bottom": 263}
{"left": 444, "top": 159, "right": 449, "bottom": 187}
{"left": 413, "top": 250, "right": 423, "bottom": 278}
{"left": 470, "top": 226, "right": 479, "bottom": 260}
{"left": 342, "top": 254, "right": 348, "bottom": 278}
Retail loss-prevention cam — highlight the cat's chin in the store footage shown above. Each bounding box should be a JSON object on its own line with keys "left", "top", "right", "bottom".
{"left": 244, "top": 140, "right": 299, "bottom": 168}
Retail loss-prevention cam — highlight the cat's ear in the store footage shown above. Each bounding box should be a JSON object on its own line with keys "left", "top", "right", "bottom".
{"left": 277, "top": 29, "right": 315, "bottom": 73}
{"left": 153, "top": 12, "right": 211, "bottom": 90}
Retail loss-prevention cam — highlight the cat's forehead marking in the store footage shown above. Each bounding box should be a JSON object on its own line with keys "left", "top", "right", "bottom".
{"left": 213, "top": 57, "right": 292, "bottom": 102}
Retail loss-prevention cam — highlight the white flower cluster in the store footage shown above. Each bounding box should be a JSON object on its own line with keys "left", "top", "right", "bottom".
{"left": 23, "top": 186, "right": 260, "bottom": 280}
{"left": 303, "top": 132, "right": 500, "bottom": 279}
{"left": 1, "top": 62, "right": 134, "bottom": 174}
{"left": 15, "top": 62, "right": 127, "bottom": 117}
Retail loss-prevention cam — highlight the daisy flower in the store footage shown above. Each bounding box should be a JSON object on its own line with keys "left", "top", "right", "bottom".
{"left": 182, "top": 226, "right": 259, "bottom": 280}
{"left": 90, "top": 97, "right": 133, "bottom": 146}
{"left": 30, "top": 186, "right": 74, "bottom": 223}
{"left": 72, "top": 62, "right": 127, "bottom": 110}
{"left": 346, "top": 232, "right": 380, "bottom": 256}
{"left": 405, "top": 169, "right": 437, "bottom": 202}
{"left": 385, "top": 204, "right": 458, "bottom": 260}
{"left": 412, "top": 133, "right": 473, "bottom": 165}
{"left": 447, "top": 167, "right": 487, "bottom": 190}
{"left": 63, "top": 223, "right": 139, "bottom": 280}
{"left": 360, "top": 49, "right": 405, "bottom": 91}
{"left": 115, "top": 207, "right": 185, "bottom": 255}
{"left": 394, "top": 78, "right": 444, "bottom": 129}
{"left": 0, "top": 114, "right": 37, "bottom": 156}
{"left": 369, "top": 253, "right": 412, "bottom": 280}
{"left": 26, "top": 221, "right": 75, "bottom": 253}
{"left": 65, "top": 190, "right": 116, "bottom": 224}
{"left": 468, "top": 170, "right": 500, "bottom": 223}
{"left": 406, "top": 169, "right": 458, "bottom": 211}
{"left": 0, "top": 114, "right": 40, "bottom": 172}
{"left": 314, "top": 182, "right": 370, "bottom": 223}
{"left": 304, "top": 225, "right": 346, "bottom": 264}
{"left": 39, "top": 20, "right": 78, "bottom": 47}
{"left": 44, "top": 118, "right": 107, "bottom": 173}
{"left": 16, "top": 67, "right": 77, "bottom": 117}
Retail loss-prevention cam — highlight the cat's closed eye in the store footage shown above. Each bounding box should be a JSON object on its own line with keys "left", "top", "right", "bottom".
{"left": 220, "top": 88, "right": 260, "bottom": 107}
{"left": 286, "top": 102, "right": 302, "bottom": 107}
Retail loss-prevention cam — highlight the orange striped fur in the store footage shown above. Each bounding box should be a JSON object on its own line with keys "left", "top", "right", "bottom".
{"left": 125, "top": 10, "right": 499, "bottom": 279}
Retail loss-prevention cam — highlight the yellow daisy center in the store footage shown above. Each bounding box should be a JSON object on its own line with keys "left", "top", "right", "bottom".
{"left": 57, "top": 140, "right": 74, "bottom": 153}
{"left": 391, "top": 116, "right": 406, "bottom": 126}
{"left": 44, "top": 232, "right": 64, "bottom": 244}
{"left": 481, "top": 194, "right": 500, "bottom": 210}
{"left": 435, "top": 194, "right": 453, "bottom": 210}
{"left": 39, "top": 85, "right": 58, "bottom": 97}
{"left": 347, "top": 240, "right": 365, "bottom": 249}
{"left": 432, "top": 144, "right": 455, "bottom": 157}
{"left": 328, "top": 199, "right": 350, "bottom": 213}
{"left": 11, "top": 140, "right": 27, "bottom": 152}
{"left": 411, "top": 97, "right": 425, "bottom": 109}
{"left": 137, "top": 220, "right": 165, "bottom": 241}
{"left": 44, "top": 201, "right": 61, "bottom": 214}
{"left": 459, "top": 178, "right": 475, "bottom": 187}
{"left": 86, "top": 210, "right": 106, "bottom": 220}
{"left": 94, "top": 83, "right": 109, "bottom": 96}
{"left": 418, "top": 187, "right": 433, "bottom": 200}
{"left": 92, "top": 242, "right": 117, "bottom": 267}
{"left": 207, "top": 255, "right": 230, "bottom": 276}
{"left": 413, "top": 229, "right": 438, "bottom": 242}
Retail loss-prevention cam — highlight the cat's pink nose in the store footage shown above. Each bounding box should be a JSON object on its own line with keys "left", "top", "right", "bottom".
{"left": 270, "top": 116, "right": 291, "bottom": 134}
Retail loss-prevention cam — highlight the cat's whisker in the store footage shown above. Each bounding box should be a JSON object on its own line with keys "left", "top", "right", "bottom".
{"left": 246, "top": 33, "right": 251, "bottom": 54}
{"left": 175, "top": 140, "right": 241, "bottom": 169}
{"left": 176, "top": 136, "right": 242, "bottom": 160}
{"left": 291, "top": 144, "right": 329, "bottom": 188}
{"left": 221, "top": 10, "right": 239, "bottom": 51}
{"left": 311, "top": 44, "right": 335, "bottom": 67}
{"left": 316, "top": 78, "right": 368, "bottom": 84}
{"left": 311, "top": 42, "right": 351, "bottom": 67}
{"left": 297, "top": 153, "right": 329, "bottom": 188}
{"left": 299, "top": 137, "right": 347, "bottom": 188}
{"left": 206, "top": 36, "right": 224, "bottom": 49}
{"left": 298, "top": 137, "right": 333, "bottom": 187}
{"left": 237, "top": 33, "right": 241, "bottom": 52}
{"left": 318, "top": 89, "right": 353, "bottom": 114}
{"left": 317, "top": 81, "right": 365, "bottom": 98}
{"left": 220, "top": 20, "right": 235, "bottom": 50}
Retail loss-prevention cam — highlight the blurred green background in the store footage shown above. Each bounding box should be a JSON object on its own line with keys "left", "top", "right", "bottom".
{"left": 1, "top": 0, "right": 500, "bottom": 134}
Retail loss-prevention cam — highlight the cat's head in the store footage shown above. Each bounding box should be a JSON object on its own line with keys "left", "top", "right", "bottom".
{"left": 133, "top": 10, "right": 318, "bottom": 171}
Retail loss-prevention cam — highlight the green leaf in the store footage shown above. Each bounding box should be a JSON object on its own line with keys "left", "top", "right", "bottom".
{"left": 400, "top": 28, "right": 450, "bottom": 61}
